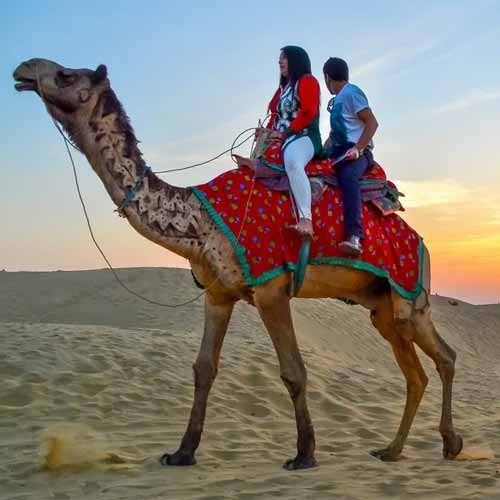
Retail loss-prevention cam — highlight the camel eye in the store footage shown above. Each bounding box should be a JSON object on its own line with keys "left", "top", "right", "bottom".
{"left": 55, "top": 70, "right": 76, "bottom": 88}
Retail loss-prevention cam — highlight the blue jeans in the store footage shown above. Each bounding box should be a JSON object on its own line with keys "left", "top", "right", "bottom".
{"left": 336, "top": 149, "right": 373, "bottom": 239}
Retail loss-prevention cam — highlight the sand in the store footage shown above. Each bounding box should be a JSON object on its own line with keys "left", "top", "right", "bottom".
{"left": 1, "top": 268, "right": 499, "bottom": 500}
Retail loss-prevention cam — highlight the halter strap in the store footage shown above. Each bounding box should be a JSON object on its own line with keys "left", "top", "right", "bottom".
{"left": 116, "top": 165, "right": 152, "bottom": 215}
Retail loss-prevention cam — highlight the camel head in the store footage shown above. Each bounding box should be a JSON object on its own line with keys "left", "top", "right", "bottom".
{"left": 13, "top": 58, "right": 109, "bottom": 129}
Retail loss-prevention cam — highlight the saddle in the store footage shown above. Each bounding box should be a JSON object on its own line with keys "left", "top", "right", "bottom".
{"left": 254, "top": 138, "right": 404, "bottom": 216}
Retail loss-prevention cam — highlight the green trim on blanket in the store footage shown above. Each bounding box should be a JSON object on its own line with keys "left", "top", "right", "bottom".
{"left": 193, "top": 187, "right": 424, "bottom": 300}
{"left": 308, "top": 238, "right": 424, "bottom": 300}
{"left": 192, "top": 187, "right": 253, "bottom": 281}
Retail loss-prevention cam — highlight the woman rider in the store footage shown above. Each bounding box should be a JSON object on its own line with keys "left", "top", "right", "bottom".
{"left": 237, "top": 46, "right": 321, "bottom": 238}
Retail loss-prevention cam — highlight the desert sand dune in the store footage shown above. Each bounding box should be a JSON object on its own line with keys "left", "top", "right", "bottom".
{"left": 0, "top": 268, "right": 498, "bottom": 499}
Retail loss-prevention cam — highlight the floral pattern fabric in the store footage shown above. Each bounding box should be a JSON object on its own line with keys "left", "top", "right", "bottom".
{"left": 193, "top": 161, "right": 423, "bottom": 299}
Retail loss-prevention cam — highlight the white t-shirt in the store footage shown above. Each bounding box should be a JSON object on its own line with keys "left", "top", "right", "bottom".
{"left": 329, "top": 83, "right": 373, "bottom": 149}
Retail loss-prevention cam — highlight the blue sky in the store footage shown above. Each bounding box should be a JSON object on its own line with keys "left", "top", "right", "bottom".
{"left": 2, "top": 0, "right": 500, "bottom": 302}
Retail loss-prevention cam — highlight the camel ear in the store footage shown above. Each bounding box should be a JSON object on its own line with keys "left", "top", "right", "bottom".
{"left": 92, "top": 64, "right": 108, "bottom": 84}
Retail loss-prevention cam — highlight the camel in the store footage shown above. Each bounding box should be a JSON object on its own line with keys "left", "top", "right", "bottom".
{"left": 13, "top": 58, "right": 463, "bottom": 470}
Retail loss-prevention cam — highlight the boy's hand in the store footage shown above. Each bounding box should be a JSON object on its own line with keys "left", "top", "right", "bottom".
{"left": 344, "top": 146, "right": 361, "bottom": 161}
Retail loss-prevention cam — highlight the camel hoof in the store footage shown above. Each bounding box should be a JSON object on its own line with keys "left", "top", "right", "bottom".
{"left": 443, "top": 434, "right": 463, "bottom": 459}
{"left": 370, "top": 447, "right": 401, "bottom": 462}
{"left": 159, "top": 451, "right": 196, "bottom": 466}
{"left": 283, "top": 455, "right": 317, "bottom": 470}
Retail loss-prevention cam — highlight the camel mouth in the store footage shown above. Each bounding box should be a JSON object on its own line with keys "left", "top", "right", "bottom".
{"left": 14, "top": 77, "right": 37, "bottom": 92}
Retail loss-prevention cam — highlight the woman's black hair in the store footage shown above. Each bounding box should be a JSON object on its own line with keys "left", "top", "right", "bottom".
{"left": 280, "top": 45, "right": 312, "bottom": 87}
{"left": 323, "top": 57, "right": 349, "bottom": 81}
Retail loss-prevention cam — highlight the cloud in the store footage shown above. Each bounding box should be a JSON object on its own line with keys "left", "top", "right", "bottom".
{"left": 350, "top": 39, "right": 440, "bottom": 79}
{"left": 351, "top": 51, "right": 401, "bottom": 78}
{"left": 395, "top": 179, "right": 469, "bottom": 208}
{"left": 423, "top": 26, "right": 500, "bottom": 68}
{"left": 433, "top": 88, "right": 500, "bottom": 113}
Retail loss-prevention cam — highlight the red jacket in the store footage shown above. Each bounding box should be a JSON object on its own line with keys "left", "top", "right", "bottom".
{"left": 266, "top": 75, "right": 320, "bottom": 135}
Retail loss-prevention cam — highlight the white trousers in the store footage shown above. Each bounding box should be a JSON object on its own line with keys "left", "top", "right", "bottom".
{"left": 283, "top": 136, "right": 314, "bottom": 220}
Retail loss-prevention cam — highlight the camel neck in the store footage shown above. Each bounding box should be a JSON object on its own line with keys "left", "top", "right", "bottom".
{"left": 73, "top": 89, "right": 204, "bottom": 261}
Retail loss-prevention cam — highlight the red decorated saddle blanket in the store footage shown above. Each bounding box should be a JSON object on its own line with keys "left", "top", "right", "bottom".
{"left": 193, "top": 166, "right": 423, "bottom": 300}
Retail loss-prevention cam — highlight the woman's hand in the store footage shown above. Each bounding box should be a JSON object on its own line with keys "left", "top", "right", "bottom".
{"left": 269, "top": 130, "right": 286, "bottom": 141}
{"left": 255, "top": 127, "right": 267, "bottom": 138}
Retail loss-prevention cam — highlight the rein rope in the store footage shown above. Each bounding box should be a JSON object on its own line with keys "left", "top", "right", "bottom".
{"left": 36, "top": 67, "right": 260, "bottom": 308}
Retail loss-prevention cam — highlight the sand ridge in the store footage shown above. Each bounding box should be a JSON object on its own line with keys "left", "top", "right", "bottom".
{"left": 0, "top": 268, "right": 499, "bottom": 499}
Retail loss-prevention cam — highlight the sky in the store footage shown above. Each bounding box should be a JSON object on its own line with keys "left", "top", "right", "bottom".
{"left": 2, "top": 0, "right": 500, "bottom": 304}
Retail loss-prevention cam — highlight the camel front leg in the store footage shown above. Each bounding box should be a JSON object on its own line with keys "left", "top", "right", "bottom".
{"left": 160, "top": 293, "right": 235, "bottom": 466}
{"left": 255, "top": 285, "right": 316, "bottom": 470}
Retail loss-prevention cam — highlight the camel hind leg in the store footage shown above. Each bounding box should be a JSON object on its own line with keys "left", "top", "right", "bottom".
{"left": 392, "top": 241, "right": 462, "bottom": 459}
{"left": 370, "top": 295, "right": 428, "bottom": 461}
{"left": 411, "top": 305, "right": 463, "bottom": 459}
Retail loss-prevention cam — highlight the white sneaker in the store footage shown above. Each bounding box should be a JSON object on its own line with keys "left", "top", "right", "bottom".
{"left": 339, "top": 236, "right": 362, "bottom": 256}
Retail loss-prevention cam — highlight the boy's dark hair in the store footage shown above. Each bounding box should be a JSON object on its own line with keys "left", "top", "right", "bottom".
{"left": 280, "top": 45, "right": 312, "bottom": 87}
{"left": 323, "top": 57, "right": 349, "bottom": 81}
